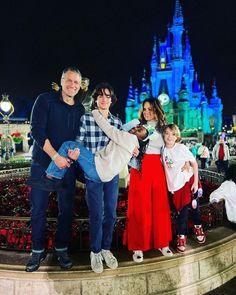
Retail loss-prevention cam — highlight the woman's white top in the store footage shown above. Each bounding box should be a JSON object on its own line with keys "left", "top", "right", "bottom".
{"left": 145, "top": 120, "right": 164, "bottom": 154}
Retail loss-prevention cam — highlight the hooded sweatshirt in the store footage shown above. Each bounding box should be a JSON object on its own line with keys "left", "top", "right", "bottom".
{"left": 92, "top": 110, "right": 139, "bottom": 182}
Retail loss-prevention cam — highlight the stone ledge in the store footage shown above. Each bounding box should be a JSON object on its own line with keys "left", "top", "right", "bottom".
{"left": 0, "top": 226, "right": 236, "bottom": 294}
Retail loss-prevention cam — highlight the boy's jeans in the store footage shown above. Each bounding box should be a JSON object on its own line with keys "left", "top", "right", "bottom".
{"left": 46, "top": 141, "right": 101, "bottom": 182}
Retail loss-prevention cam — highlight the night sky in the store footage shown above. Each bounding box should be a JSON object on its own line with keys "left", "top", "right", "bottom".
{"left": 0, "top": 0, "right": 235, "bottom": 121}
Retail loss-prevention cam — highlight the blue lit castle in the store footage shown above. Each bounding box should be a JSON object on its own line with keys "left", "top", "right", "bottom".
{"left": 125, "top": 0, "right": 223, "bottom": 138}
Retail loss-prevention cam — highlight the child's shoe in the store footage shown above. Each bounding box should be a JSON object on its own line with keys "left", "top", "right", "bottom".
{"left": 176, "top": 235, "right": 186, "bottom": 253}
{"left": 193, "top": 225, "right": 206, "bottom": 244}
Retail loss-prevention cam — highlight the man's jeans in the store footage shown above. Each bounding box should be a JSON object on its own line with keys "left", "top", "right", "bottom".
{"left": 30, "top": 161, "right": 76, "bottom": 251}
{"left": 85, "top": 175, "right": 119, "bottom": 253}
{"left": 46, "top": 141, "right": 101, "bottom": 182}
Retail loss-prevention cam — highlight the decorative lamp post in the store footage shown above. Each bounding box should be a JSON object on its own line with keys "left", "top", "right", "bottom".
{"left": 0, "top": 94, "right": 15, "bottom": 161}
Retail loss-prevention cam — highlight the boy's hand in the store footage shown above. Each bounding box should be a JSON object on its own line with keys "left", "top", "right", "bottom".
{"left": 132, "top": 147, "right": 139, "bottom": 157}
{"left": 191, "top": 182, "right": 198, "bottom": 194}
{"left": 181, "top": 161, "right": 191, "bottom": 172}
{"left": 68, "top": 148, "right": 80, "bottom": 161}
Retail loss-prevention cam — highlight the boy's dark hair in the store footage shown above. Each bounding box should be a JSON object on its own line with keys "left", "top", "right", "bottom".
{"left": 91, "top": 82, "right": 117, "bottom": 110}
{"left": 225, "top": 163, "right": 236, "bottom": 183}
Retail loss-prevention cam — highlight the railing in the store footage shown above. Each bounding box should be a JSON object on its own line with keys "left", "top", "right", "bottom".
{"left": 0, "top": 169, "right": 225, "bottom": 251}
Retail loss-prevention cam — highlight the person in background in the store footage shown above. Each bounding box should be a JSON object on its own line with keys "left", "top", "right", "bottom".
{"left": 76, "top": 82, "right": 122, "bottom": 273}
{"left": 26, "top": 66, "right": 85, "bottom": 272}
{"left": 198, "top": 142, "right": 210, "bottom": 169}
{"left": 124, "top": 98, "right": 173, "bottom": 263}
{"left": 209, "top": 163, "right": 236, "bottom": 228}
{"left": 212, "top": 138, "right": 230, "bottom": 173}
{"left": 51, "top": 77, "right": 92, "bottom": 112}
{"left": 162, "top": 124, "right": 206, "bottom": 253}
{"left": 190, "top": 142, "right": 198, "bottom": 159}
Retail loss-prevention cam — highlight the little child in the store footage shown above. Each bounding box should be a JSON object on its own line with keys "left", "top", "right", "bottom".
{"left": 161, "top": 124, "right": 206, "bottom": 253}
{"left": 28, "top": 110, "right": 150, "bottom": 191}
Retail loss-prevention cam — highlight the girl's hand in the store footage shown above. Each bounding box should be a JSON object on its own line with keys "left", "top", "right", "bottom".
{"left": 68, "top": 148, "right": 80, "bottom": 161}
{"left": 132, "top": 147, "right": 140, "bottom": 157}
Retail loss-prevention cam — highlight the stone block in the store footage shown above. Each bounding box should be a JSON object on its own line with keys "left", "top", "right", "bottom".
{"left": 147, "top": 261, "right": 199, "bottom": 293}
{"left": 199, "top": 249, "right": 233, "bottom": 279}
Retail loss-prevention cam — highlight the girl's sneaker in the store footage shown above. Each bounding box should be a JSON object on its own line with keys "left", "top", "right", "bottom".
{"left": 132, "top": 250, "right": 143, "bottom": 263}
{"left": 176, "top": 235, "right": 187, "bottom": 253}
{"left": 193, "top": 225, "right": 206, "bottom": 244}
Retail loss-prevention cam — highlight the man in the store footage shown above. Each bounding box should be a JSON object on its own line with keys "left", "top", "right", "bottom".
{"left": 26, "top": 66, "right": 85, "bottom": 272}
{"left": 51, "top": 77, "right": 92, "bottom": 112}
{"left": 77, "top": 82, "right": 122, "bottom": 273}
{"left": 212, "top": 138, "right": 230, "bottom": 173}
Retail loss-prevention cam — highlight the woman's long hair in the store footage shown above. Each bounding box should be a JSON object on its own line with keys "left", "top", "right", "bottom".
{"left": 139, "top": 97, "right": 166, "bottom": 131}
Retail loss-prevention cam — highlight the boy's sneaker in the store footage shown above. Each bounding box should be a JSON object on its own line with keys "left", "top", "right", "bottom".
{"left": 132, "top": 250, "right": 143, "bottom": 263}
{"left": 90, "top": 251, "right": 103, "bottom": 273}
{"left": 193, "top": 225, "right": 206, "bottom": 244}
{"left": 101, "top": 249, "right": 118, "bottom": 269}
{"left": 176, "top": 235, "right": 187, "bottom": 253}
{"left": 56, "top": 250, "right": 73, "bottom": 269}
{"left": 25, "top": 250, "right": 47, "bottom": 272}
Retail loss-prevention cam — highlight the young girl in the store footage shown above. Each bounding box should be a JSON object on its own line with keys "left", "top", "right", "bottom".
{"left": 28, "top": 110, "right": 150, "bottom": 190}
{"left": 162, "top": 124, "right": 206, "bottom": 253}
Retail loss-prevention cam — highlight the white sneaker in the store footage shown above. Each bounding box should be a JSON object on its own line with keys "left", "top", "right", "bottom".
{"left": 132, "top": 250, "right": 143, "bottom": 263}
{"left": 158, "top": 247, "right": 173, "bottom": 257}
{"left": 101, "top": 249, "right": 118, "bottom": 269}
{"left": 90, "top": 251, "right": 103, "bottom": 273}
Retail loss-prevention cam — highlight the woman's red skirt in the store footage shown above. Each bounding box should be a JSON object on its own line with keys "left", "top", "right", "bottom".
{"left": 123, "top": 154, "right": 172, "bottom": 250}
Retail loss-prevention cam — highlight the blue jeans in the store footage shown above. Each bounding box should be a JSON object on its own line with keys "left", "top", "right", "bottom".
{"left": 176, "top": 200, "right": 202, "bottom": 235}
{"left": 46, "top": 141, "right": 101, "bottom": 182}
{"left": 85, "top": 175, "right": 119, "bottom": 253}
{"left": 30, "top": 161, "right": 76, "bottom": 251}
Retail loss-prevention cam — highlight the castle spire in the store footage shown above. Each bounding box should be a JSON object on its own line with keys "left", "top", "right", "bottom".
{"left": 192, "top": 72, "right": 200, "bottom": 92}
{"left": 173, "top": 0, "right": 183, "bottom": 26}
{"left": 126, "top": 77, "right": 134, "bottom": 107}
{"left": 151, "top": 36, "right": 158, "bottom": 69}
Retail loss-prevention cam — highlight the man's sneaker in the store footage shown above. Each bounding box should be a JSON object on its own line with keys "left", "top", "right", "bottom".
{"left": 176, "top": 235, "right": 187, "bottom": 253}
{"left": 90, "top": 251, "right": 103, "bottom": 273}
{"left": 132, "top": 250, "right": 143, "bottom": 263}
{"left": 25, "top": 251, "right": 47, "bottom": 272}
{"left": 56, "top": 250, "right": 73, "bottom": 269}
{"left": 101, "top": 249, "right": 118, "bottom": 269}
{"left": 193, "top": 225, "right": 206, "bottom": 244}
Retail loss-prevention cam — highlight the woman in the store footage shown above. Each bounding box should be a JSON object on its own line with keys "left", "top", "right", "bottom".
{"left": 124, "top": 97, "right": 173, "bottom": 262}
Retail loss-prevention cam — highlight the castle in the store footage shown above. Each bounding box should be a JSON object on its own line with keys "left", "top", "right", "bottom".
{"left": 125, "top": 0, "right": 223, "bottom": 138}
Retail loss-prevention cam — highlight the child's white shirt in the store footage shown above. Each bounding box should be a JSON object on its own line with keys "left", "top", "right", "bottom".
{"left": 162, "top": 143, "right": 196, "bottom": 193}
{"left": 209, "top": 180, "right": 236, "bottom": 223}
